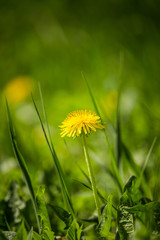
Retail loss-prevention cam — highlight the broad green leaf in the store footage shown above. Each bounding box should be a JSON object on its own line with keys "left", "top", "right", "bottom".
{"left": 117, "top": 203, "right": 134, "bottom": 240}
{"left": 33, "top": 232, "right": 42, "bottom": 240}
{"left": 66, "top": 219, "right": 82, "bottom": 240}
{"left": 36, "top": 186, "right": 52, "bottom": 232}
{"left": 117, "top": 176, "right": 139, "bottom": 240}
{"left": 82, "top": 73, "right": 123, "bottom": 193}
{"left": 27, "top": 227, "right": 33, "bottom": 240}
{"left": 125, "top": 201, "right": 160, "bottom": 233}
{"left": 97, "top": 194, "right": 113, "bottom": 238}
{"left": 31, "top": 93, "right": 74, "bottom": 217}
{"left": 42, "top": 230, "right": 55, "bottom": 240}
{"left": 49, "top": 204, "right": 72, "bottom": 229}
{"left": 6, "top": 100, "right": 40, "bottom": 234}
{"left": 123, "top": 176, "right": 142, "bottom": 205}
{"left": 13, "top": 222, "right": 27, "bottom": 240}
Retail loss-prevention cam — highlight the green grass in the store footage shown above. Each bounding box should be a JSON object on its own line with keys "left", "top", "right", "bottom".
{"left": 1, "top": 84, "right": 159, "bottom": 240}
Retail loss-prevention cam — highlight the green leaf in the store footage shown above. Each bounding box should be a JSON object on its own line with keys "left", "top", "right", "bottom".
{"left": 6, "top": 99, "right": 41, "bottom": 234}
{"left": 117, "top": 176, "right": 140, "bottom": 240}
{"left": 13, "top": 222, "right": 27, "bottom": 240}
{"left": 66, "top": 219, "right": 82, "bottom": 240}
{"left": 33, "top": 232, "right": 42, "bottom": 240}
{"left": 42, "top": 230, "right": 55, "bottom": 240}
{"left": 125, "top": 201, "right": 160, "bottom": 233}
{"left": 31, "top": 92, "right": 74, "bottom": 217}
{"left": 117, "top": 204, "right": 134, "bottom": 240}
{"left": 27, "top": 227, "right": 33, "bottom": 240}
{"left": 36, "top": 186, "right": 52, "bottom": 232}
{"left": 97, "top": 194, "right": 113, "bottom": 238}
{"left": 49, "top": 204, "right": 73, "bottom": 229}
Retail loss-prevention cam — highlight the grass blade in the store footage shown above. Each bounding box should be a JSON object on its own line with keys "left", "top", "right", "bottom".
{"left": 6, "top": 99, "right": 41, "bottom": 234}
{"left": 74, "top": 179, "right": 118, "bottom": 211}
{"left": 31, "top": 93, "right": 75, "bottom": 217}
{"left": 82, "top": 73, "right": 123, "bottom": 192}
{"left": 116, "top": 52, "right": 124, "bottom": 168}
{"left": 116, "top": 95, "right": 122, "bottom": 168}
{"left": 122, "top": 142, "right": 140, "bottom": 176}
{"left": 137, "top": 137, "right": 157, "bottom": 187}
{"left": 27, "top": 227, "right": 33, "bottom": 240}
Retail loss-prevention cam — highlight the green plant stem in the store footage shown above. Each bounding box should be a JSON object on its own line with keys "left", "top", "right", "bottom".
{"left": 82, "top": 133, "right": 101, "bottom": 222}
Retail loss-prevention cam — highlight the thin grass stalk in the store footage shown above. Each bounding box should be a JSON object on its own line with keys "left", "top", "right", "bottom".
{"left": 82, "top": 133, "right": 101, "bottom": 222}
{"left": 31, "top": 94, "right": 75, "bottom": 217}
{"left": 116, "top": 52, "right": 124, "bottom": 168}
{"left": 138, "top": 137, "right": 157, "bottom": 187}
{"left": 116, "top": 95, "right": 121, "bottom": 168}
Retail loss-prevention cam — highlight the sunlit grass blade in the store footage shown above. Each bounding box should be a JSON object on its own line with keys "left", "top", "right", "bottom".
{"left": 5, "top": 99, "right": 41, "bottom": 234}
{"left": 81, "top": 72, "right": 100, "bottom": 118}
{"left": 116, "top": 94, "right": 122, "bottom": 168}
{"left": 116, "top": 52, "right": 124, "bottom": 168}
{"left": 27, "top": 227, "right": 33, "bottom": 240}
{"left": 82, "top": 73, "right": 123, "bottom": 193}
{"left": 31, "top": 93, "right": 75, "bottom": 217}
{"left": 137, "top": 137, "right": 157, "bottom": 188}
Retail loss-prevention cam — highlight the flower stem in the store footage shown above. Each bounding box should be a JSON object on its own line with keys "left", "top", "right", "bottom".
{"left": 82, "top": 133, "right": 101, "bottom": 222}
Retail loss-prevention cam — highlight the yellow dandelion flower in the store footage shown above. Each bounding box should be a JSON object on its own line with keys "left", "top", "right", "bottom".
{"left": 60, "top": 110, "right": 105, "bottom": 138}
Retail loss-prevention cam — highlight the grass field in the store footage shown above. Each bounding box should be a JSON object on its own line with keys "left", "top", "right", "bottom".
{"left": 0, "top": 1, "right": 160, "bottom": 239}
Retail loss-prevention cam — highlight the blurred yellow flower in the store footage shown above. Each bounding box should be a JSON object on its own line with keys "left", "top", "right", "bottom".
{"left": 3, "top": 76, "right": 33, "bottom": 104}
{"left": 60, "top": 110, "right": 104, "bottom": 138}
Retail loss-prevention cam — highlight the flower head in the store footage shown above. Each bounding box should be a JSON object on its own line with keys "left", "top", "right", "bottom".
{"left": 60, "top": 110, "right": 105, "bottom": 138}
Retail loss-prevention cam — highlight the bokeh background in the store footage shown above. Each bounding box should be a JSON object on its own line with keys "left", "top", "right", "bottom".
{"left": 0, "top": 0, "right": 160, "bottom": 234}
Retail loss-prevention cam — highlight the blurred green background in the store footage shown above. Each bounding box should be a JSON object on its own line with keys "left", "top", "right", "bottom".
{"left": 0, "top": 0, "right": 160, "bottom": 234}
